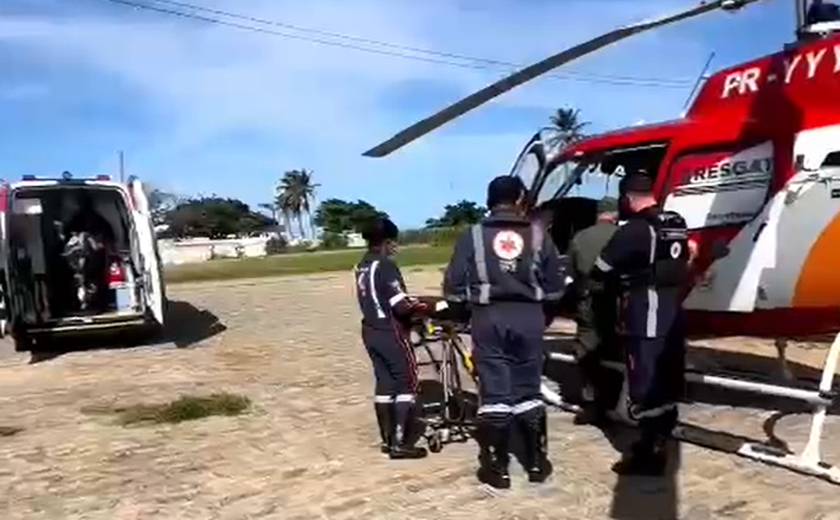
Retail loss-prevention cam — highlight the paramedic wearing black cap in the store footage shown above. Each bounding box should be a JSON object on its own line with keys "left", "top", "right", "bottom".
{"left": 590, "top": 172, "right": 689, "bottom": 476}
{"left": 354, "top": 217, "right": 428, "bottom": 460}
{"left": 443, "top": 175, "right": 564, "bottom": 489}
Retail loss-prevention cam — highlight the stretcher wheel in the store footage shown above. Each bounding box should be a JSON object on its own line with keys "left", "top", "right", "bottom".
{"left": 428, "top": 433, "right": 443, "bottom": 453}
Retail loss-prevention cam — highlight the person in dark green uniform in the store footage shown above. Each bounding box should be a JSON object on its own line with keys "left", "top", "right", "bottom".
{"left": 567, "top": 198, "right": 620, "bottom": 426}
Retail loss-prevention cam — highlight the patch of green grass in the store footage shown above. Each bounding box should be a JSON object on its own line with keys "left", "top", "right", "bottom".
{"left": 164, "top": 244, "right": 452, "bottom": 284}
{"left": 84, "top": 392, "right": 251, "bottom": 426}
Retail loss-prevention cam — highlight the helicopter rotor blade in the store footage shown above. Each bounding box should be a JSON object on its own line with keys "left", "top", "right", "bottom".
{"left": 363, "top": 0, "right": 763, "bottom": 158}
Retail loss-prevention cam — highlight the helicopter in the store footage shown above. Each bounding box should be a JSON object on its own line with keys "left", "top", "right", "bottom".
{"left": 364, "top": 0, "right": 840, "bottom": 485}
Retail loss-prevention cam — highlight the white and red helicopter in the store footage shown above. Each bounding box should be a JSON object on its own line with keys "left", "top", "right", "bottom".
{"left": 365, "top": 0, "right": 840, "bottom": 485}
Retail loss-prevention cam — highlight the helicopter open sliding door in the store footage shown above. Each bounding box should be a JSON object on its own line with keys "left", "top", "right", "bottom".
{"left": 660, "top": 140, "right": 776, "bottom": 312}
{"left": 528, "top": 142, "right": 669, "bottom": 254}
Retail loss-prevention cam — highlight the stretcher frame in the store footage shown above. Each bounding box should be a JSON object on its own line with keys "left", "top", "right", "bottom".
{"left": 540, "top": 331, "right": 840, "bottom": 485}
{"left": 412, "top": 318, "right": 477, "bottom": 453}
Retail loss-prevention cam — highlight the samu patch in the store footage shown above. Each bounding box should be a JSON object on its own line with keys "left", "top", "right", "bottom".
{"left": 492, "top": 230, "right": 524, "bottom": 260}
{"left": 492, "top": 230, "right": 524, "bottom": 273}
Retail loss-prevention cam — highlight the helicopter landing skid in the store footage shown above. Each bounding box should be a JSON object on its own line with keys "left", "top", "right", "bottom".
{"left": 542, "top": 331, "right": 840, "bottom": 485}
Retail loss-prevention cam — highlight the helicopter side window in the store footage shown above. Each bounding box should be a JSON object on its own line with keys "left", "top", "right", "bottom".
{"left": 531, "top": 143, "right": 669, "bottom": 210}
{"left": 531, "top": 143, "right": 667, "bottom": 253}
{"left": 565, "top": 160, "right": 622, "bottom": 202}
{"left": 542, "top": 143, "right": 668, "bottom": 205}
{"left": 821, "top": 151, "right": 840, "bottom": 166}
{"left": 662, "top": 141, "right": 774, "bottom": 230}
{"left": 807, "top": 0, "right": 840, "bottom": 25}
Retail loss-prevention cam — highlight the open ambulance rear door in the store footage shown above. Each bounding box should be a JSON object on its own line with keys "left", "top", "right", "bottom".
{"left": 0, "top": 182, "right": 8, "bottom": 337}
{"left": 127, "top": 177, "right": 165, "bottom": 327}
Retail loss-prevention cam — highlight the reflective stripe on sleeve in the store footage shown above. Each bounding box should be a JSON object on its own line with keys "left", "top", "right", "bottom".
{"left": 471, "top": 224, "right": 491, "bottom": 304}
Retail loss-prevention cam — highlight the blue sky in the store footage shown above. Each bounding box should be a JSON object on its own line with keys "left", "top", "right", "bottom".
{"left": 0, "top": 0, "right": 794, "bottom": 228}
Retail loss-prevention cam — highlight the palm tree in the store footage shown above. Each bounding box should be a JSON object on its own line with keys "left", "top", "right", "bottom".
{"left": 275, "top": 187, "right": 298, "bottom": 239}
{"left": 548, "top": 107, "right": 589, "bottom": 148}
{"left": 276, "top": 169, "right": 319, "bottom": 239}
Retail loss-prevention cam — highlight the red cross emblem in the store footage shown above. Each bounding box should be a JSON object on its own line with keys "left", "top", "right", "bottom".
{"left": 498, "top": 237, "right": 517, "bottom": 254}
{"left": 492, "top": 230, "right": 523, "bottom": 260}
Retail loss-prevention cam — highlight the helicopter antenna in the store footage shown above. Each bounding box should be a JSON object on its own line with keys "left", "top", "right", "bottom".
{"left": 682, "top": 51, "right": 716, "bottom": 112}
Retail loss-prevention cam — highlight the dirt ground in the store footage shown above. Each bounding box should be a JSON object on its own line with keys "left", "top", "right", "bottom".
{"left": 1, "top": 267, "right": 840, "bottom": 519}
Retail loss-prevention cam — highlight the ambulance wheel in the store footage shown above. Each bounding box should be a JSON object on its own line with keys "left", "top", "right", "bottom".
{"left": 140, "top": 321, "right": 165, "bottom": 346}
{"left": 13, "top": 333, "right": 33, "bottom": 353}
{"left": 428, "top": 433, "right": 443, "bottom": 453}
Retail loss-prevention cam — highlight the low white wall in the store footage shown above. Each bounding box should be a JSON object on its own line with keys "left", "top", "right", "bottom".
{"left": 159, "top": 237, "right": 270, "bottom": 265}
{"left": 158, "top": 230, "right": 367, "bottom": 265}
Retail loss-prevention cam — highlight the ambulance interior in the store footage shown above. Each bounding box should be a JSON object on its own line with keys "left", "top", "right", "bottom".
{"left": 521, "top": 142, "right": 669, "bottom": 254}
{"left": 7, "top": 185, "right": 139, "bottom": 324}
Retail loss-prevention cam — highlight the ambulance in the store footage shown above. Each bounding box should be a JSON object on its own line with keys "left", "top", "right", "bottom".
{"left": 0, "top": 172, "right": 166, "bottom": 351}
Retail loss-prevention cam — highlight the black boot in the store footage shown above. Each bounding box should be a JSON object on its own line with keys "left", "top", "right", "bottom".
{"left": 611, "top": 443, "right": 667, "bottom": 476}
{"left": 389, "top": 402, "right": 428, "bottom": 460}
{"left": 611, "top": 423, "right": 668, "bottom": 476}
{"left": 475, "top": 420, "right": 511, "bottom": 489}
{"left": 518, "top": 411, "right": 553, "bottom": 483}
{"left": 573, "top": 401, "right": 608, "bottom": 426}
{"left": 374, "top": 402, "right": 393, "bottom": 454}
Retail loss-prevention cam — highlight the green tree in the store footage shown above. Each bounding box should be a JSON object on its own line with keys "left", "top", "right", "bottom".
{"left": 276, "top": 169, "right": 319, "bottom": 239}
{"left": 548, "top": 107, "right": 589, "bottom": 148}
{"left": 425, "top": 200, "right": 486, "bottom": 228}
{"left": 161, "top": 197, "right": 275, "bottom": 239}
{"left": 313, "top": 199, "right": 388, "bottom": 234}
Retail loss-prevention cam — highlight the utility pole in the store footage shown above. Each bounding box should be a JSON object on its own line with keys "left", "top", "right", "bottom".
{"left": 118, "top": 150, "right": 125, "bottom": 183}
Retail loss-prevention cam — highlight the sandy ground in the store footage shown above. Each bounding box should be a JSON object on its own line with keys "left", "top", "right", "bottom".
{"left": 0, "top": 267, "right": 839, "bottom": 519}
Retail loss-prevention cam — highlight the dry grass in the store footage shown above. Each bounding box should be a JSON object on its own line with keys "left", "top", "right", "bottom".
{"left": 163, "top": 244, "right": 452, "bottom": 284}
{"left": 82, "top": 392, "right": 251, "bottom": 426}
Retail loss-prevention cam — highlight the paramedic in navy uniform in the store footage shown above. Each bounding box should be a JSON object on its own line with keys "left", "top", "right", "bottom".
{"left": 443, "top": 175, "right": 564, "bottom": 489}
{"left": 590, "top": 172, "right": 690, "bottom": 476}
{"left": 354, "top": 217, "right": 428, "bottom": 460}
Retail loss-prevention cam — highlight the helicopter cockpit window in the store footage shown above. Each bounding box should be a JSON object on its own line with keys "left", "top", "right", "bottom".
{"left": 511, "top": 149, "right": 541, "bottom": 192}
{"left": 534, "top": 158, "right": 585, "bottom": 207}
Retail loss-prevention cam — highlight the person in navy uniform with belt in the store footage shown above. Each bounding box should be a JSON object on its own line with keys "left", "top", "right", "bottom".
{"left": 443, "top": 175, "right": 564, "bottom": 489}
{"left": 590, "top": 172, "right": 690, "bottom": 476}
{"left": 354, "top": 217, "right": 429, "bottom": 460}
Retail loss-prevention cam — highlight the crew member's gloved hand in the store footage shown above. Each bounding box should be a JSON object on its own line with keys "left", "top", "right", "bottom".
{"left": 407, "top": 297, "right": 428, "bottom": 312}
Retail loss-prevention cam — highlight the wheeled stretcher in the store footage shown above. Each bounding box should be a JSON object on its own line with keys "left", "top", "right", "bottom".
{"left": 411, "top": 298, "right": 477, "bottom": 453}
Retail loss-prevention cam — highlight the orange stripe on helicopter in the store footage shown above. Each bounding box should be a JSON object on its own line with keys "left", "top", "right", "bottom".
{"left": 792, "top": 211, "right": 840, "bottom": 308}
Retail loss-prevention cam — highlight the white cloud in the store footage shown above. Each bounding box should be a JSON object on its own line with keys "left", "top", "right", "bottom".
{"left": 0, "top": 0, "right": 775, "bottom": 225}
{"left": 1, "top": 0, "right": 709, "bottom": 140}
